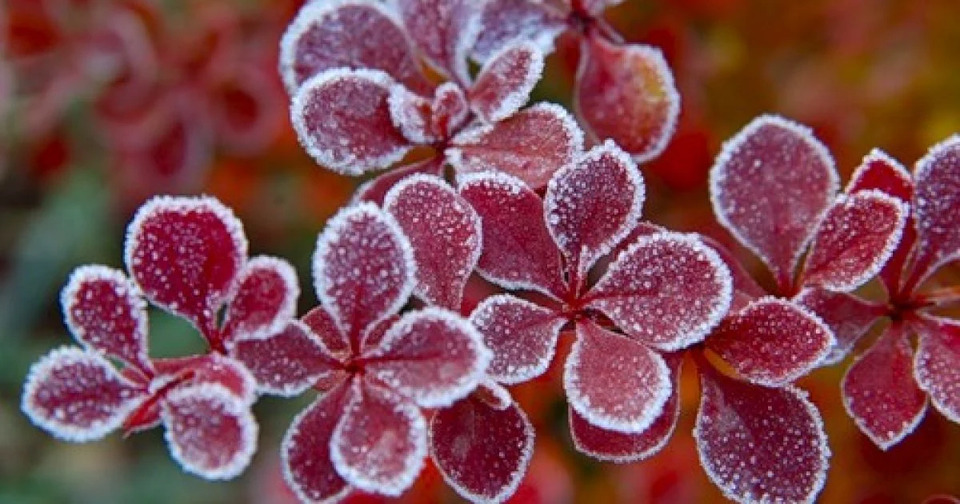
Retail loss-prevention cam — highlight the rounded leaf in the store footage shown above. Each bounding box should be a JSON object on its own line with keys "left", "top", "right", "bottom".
{"left": 469, "top": 40, "right": 544, "bottom": 123}
{"left": 396, "top": 0, "right": 482, "bottom": 83}
{"left": 471, "top": 0, "right": 566, "bottom": 63}
{"left": 910, "top": 135, "right": 960, "bottom": 282}
{"left": 913, "top": 316, "right": 960, "bottom": 424}
{"left": 223, "top": 256, "right": 300, "bottom": 342}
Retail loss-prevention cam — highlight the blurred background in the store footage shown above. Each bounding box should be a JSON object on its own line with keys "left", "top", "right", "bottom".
{"left": 2, "top": 0, "right": 960, "bottom": 502}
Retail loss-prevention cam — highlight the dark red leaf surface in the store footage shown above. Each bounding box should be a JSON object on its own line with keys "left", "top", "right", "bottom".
{"left": 472, "top": 0, "right": 566, "bottom": 63}
{"left": 910, "top": 136, "right": 960, "bottom": 283}
{"left": 396, "top": 0, "right": 480, "bottom": 84}
{"left": 353, "top": 156, "right": 445, "bottom": 205}
{"left": 913, "top": 316, "right": 960, "bottom": 424}
{"left": 793, "top": 288, "right": 884, "bottom": 365}
{"left": 469, "top": 40, "right": 543, "bottom": 123}
{"left": 222, "top": 256, "right": 299, "bottom": 342}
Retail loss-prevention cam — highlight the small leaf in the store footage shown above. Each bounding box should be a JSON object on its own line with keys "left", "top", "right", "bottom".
{"left": 396, "top": 0, "right": 482, "bottom": 84}
{"left": 222, "top": 256, "right": 300, "bottom": 342}
{"left": 469, "top": 40, "right": 544, "bottom": 123}
{"left": 913, "top": 316, "right": 960, "bottom": 424}
{"left": 909, "top": 135, "right": 960, "bottom": 283}
{"left": 846, "top": 149, "right": 913, "bottom": 201}
{"left": 302, "top": 305, "right": 351, "bottom": 359}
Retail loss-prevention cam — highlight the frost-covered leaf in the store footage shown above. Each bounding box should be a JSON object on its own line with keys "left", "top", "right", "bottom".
{"left": 282, "top": 381, "right": 353, "bottom": 503}
{"left": 431, "top": 82, "right": 471, "bottom": 139}
{"left": 449, "top": 103, "right": 583, "bottom": 189}
{"left": 913, "top": 316, "right": 960, "bottom": 424}
{"left": 469, "top": 40, "right": 544, "bottom": 123}
{"left": 353, "top": 156, "right": 445, "bottom": 205}
{"left": 430, "top": 395, "right": 534, "bottom": 504}
{"left": 292, "top": 69, "right": 411, "bottom": 176}
{"left": 846, "top": 149, "right": 913, "bottom": 202}
{"left": 842, "top": 324, "right": 927, "bottom": 450}
{"left": 314, "top": 203, "right": 415, "bottom": 345}
{"left": 569, "top": 353, "right": 682, "bottom": 462}
{"left": 802, "top": 190, "right": 908, "bottom": 292}
{"left": 279, "top": 0, "right": 430, "bottom": 94}
{"left": 161, "top": 383, "right": 258, "bottom": 480}
{"left": 575, "top": 36, "right": 679, "bottom": 163}
{"left": 22, "top": 347, "right": 146, "bottom": 442}
{"left": 793, "top": 288, "right": 883, "bottom": 366}
{"left": 910, "top": 136, "right": 960, "bottom": 282}
{"left": 587, "top": 232, "right": 732, "bottom": 352}
{"left": 706, "top": 297, "right": 834, "bottom": 386}
{"left": 385, "top": 175, "right": 482, "bottom": 310}
{"left": 171, "top": 353, "right": 258, "bottom": 405}
{"left": 709, "top": 115, "right": 838, "bottom": 290}
{"left": 396, "top": 0, "right": 481, "bottom": 84}
{"left": 223, "top": 256, "right": 299, "bottom": 342}
{"left": 699, "top": 235, "right": 765, "bottom": 312}
{"left": 471, "top": 0, "right": 566, "bottom": 63}
{"left": 469, "top": 294, "right": 565, "bottom": 384}
{"left": 330, "top": 381, "right": 427, "bottom": 496}
{"left": 61, "top": 265, "right": 150, "bottom": 371}
{"left": 545, "top": 141, "right": 644, "bottom": 278}
{"left": 231, "top": 321, "right": 343, "bottom": 397}
{"left": 364, "top": 307, "right": 490, "bottom": 408}
{"left": 695, "top": 368, "right": 829, "bottom": 504}
{"left": 302, "top": 305, "right": 351, "bottom": 359}
{"left": 388, "top": 84, "right": 437, "bottom": 144}
{"left": 564, "top": 321, "right": 671, "bottom": 434}
{"left": 459, "top": 172, "right": 566, "bottom": 297}
{"left": 125, "top": 196, "right": 247, "bottom": 330}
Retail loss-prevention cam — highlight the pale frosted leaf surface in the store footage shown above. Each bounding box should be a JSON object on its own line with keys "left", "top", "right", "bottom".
{"left": 282, "top": 382, "right": 353, "bottom": 503}
{"left": 430, "top": 83, "right": 470, "bottom": 139}
{"left": 842, "top": 325, "right": 927, "bottom": 450}
{"left": 575, "top": 36, "right": 679, "bottom": 162}
{"left": 313, "top": 203, "right": 415, "bottom": 344}
{"left": 330, "top": 382, "right": 427, "bottom": 496}
{"left": 177, "top": 354, "right": 258, "bottom": 404}
{"left": 846, "top": 149, "right": 914, "bottom": 202}
{"left": 695, "top": 371, "right": 829, "bottom": 504}
{"left": 469, "top": 40, "right": 544, "bottom": 123}
{"left": 449, "top": 103, "right": 583, "bottom": 188}
{"left": 302, "top": 305, "right": 351, "bottom": 359}
{"left": 223, "top": 256, "right": 299, "bottom": 342}
{"left": 387, "top": 84, "right": 437, "bottom": 144}
{"left": 709, "top": 115, "right": 838, "bottom": 288}
{"left": 910, "top": 136, "right": 960, "bottom": 281}
{"left": 22, "top": 347, "right": 146, "bottom": 442}
{"left": 545, "top": 141, "right": 644, "bottom": 277}
{"left": 459, "top": 172, "right": 566, "bottom": 296}
{"left": 365, "top": 308, "right": 490, "bottom": 408}
{"left": 232, "top": 321, "right": 343, "bottom": 397}
{"left": 802, "top": 191, "right": 907, "bottom": 292}
{"left": 793, "top": 288, "right": 883, "bottom": 366}
{"left": 396, "top": 0, "right": 480, "bottom": 83}
{"left": 429, "top": 396, "right": 534, "bottom": 504}
{"left": 472, "top": 0, "right": 566, "bottom": 62}
{"left": 579, "top": 0, "right": 626, "bottom": 16}
{"left": 564, "top": 321, "right": 671, "bottom": 434}
{"left": 292, "top": 69, "right": 411, "bottom": 176}
{"left": 353, "top": 156, "right": 445, "bottom": 205}
{"left": 706, "top": 297, "right": 834, "bottom": 386}
{"left": 587, "top": 232, "right": 733, "bottom": 352}
{"left": 61, "top": 265, "right": 150, "bottom": 371}
{"left": 161, "top": 383, "right": 258, "bottom": 480}
{"left": 474, "top": 379, "right": 513, "bottom": 410}
{"left": 569, "top": 353, "right": 682, "bottom": 463}
{"left": 125, "top": 196, "right": 247, "bottom": 328}
{"left": 384, "top": 175, "right": 482, "bottom": 310}
{"left": 913, "top": 316, "right": 960, "bottom": 423}
{"left": 279, "top": 0, "right": 430, "bottom": 94}
{"left": 469, "top": 294, "right": 565, "bottom": 384}
{"left": 360, "top": 314, "right": 401, "bottom": 355}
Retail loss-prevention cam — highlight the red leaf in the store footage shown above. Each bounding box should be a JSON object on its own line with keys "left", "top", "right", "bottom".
{"left": 384, "top": 175, "right": 482, "bottom": 310}
{"left": 694, "top": 369, "right": 829, "bottom": 504}
{"left": 909, "top": 136, "right": 960, "bottom": 283}
{"left": 846, "top": 149, "right": 914, "bottom": 202}
{"left": 429, "top": 396, "right": 534, "bottom": 503}
{"left": 396, "top": 0, "right": 481, "bottom": 84}
{"left": 706, "top": 298, "right": 834, "bottom": 386}
{"left": 231, "top": 321, "right": 344, "bottom": 397}
{"left": 469, "top": 294, "right": 566, "bottom": 384}
{"left": 913, "top": 316, "right": 960, "bottom": 424}
{"left": 161, "top": 383, "right": 258, "bottom": 480}
{"left": 802, "top": 190, "right": 908, "bottom": 292}
{"left": 163, "top": 354, "right": 257, "bottom": 405}
{"left": 699, "top": 235, "right": 765, "bottom": 312}
{"left": 575, "top": 36, "right": 679, "bottom": 162}
{"left": 282, "top": 382, "right": 353, "bottom": 503}
{"left": 569, "top": 353, "right": 682, "bottom": 462}
{"left": 564, "top": 321, "right": 671, "bottom": 434}
{"left": 793, "top": 288, "right": 884, "bottom": 365}
{"left": 459, "top": 172, "right": 566, "bottom": 297}
{"left": 388, "top": 84, "right": 438, "bottom": 144}
{"left": 331, "top": 381, "right": 427, "bottom": 496}
{"left": 313, "top": 203, "right": 415, "bottom": 347}
{"left": 469, "top": 40, "right": 544, "bottom": 123}
{"left": 472, "top": 0, "right": 567, "bottom": 63}
{"left": 22, "top": 347, "right": 146, "bottom": 442}
{"left": 302, "top": 305, "right": 351, "bottom": 359}
{"left": 586, "top": 232, "right": 732, "bottom": 351}
{"left": 449, "top": 103, "right": 583, "bottom": 188}
{"left": 545, "top": 141, "right": 644, "bottom": 279}
{"left": 709, "top": 115, "right": 838, "bottom": 291}
{"left": 430, "top": 83, "right": 471, "bottom": 139}
{"left": 353, "top": 156, "right": 445, "bottom": 205}
{"left": 842, "top": 324, "right": 927, "bottom": 450}
{"left": 291, "top": 69, "right": 411, "bottom": 175}
{"left": 125, "top": 196, "right": 247, "bottom": 331}
{"left": 222, "top": 256, "right": 299, "bottom": 342}
{"left": 279, "top": 1, "right": 430, "bottom": 94}
{"left": 61, "top": 266, "right": 150, "bottom": 372}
